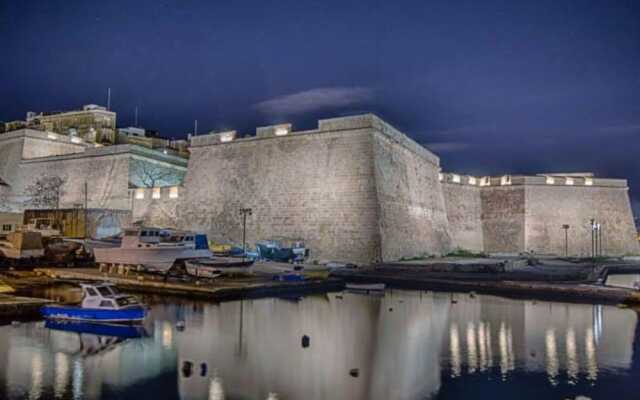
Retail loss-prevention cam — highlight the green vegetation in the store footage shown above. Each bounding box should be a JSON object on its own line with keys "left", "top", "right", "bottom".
{"left": 445, "top": 248, "right": 487, "bottom": 258}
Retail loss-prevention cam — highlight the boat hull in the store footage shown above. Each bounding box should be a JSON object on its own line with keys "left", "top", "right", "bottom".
{"left": 185, "top": 259, "right": 254, "bottom": 277}
{"left": 41, "top": 305, "right": 146, "bottom": 323}
{"left": 94, "top": 247, "right": 212, "bottom": 272}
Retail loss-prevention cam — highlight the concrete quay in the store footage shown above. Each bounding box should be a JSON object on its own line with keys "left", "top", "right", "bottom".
{"left": 32, "top": 267, "right": 344, "bottom": 301}
{"left": 332, "top": 259, "right": 640, "bottom": 305}
{"left": 0, "top": 294, "right": 51, "bottom": 319}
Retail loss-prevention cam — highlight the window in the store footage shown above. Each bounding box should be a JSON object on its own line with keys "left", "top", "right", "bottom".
{"left": 97, "top": 287, "right": 112, "bottom": 297}
{"left": 2, "top": 225, "right": 11, "bottom": 232}
{"left": 85, "top": 287, "right": 98, "bottom": 296}
{"left": 152, "top": 187, "right": 161, "bottom": 199}
{"left": 100, "top": 300, "right": 114, "bottom": 308}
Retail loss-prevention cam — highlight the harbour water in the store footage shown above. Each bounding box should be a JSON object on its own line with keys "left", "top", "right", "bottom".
{"left": 0, "top": 288, "right": 638, "bottom": 399}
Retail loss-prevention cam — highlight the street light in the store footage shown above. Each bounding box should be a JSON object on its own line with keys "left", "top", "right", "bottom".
{"left": 561, "top": 224, "right": 570, "bottom": 257}
{"left": 239, "top": 208, "right": 253, "bottom": 261}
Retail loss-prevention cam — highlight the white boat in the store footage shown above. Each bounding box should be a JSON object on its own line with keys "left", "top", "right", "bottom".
{"left": 185, "top": 258, "right": 255, "bottom": 278}
{"left": 345, "top": 283, "right": 386, "bottom": 292}
{"left": 93, "top": 227, "right": 212, "bottom": 273}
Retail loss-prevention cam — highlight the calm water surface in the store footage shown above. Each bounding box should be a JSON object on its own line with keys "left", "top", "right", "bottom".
{"left": 0, "top": 288, "right": 638, "bottom": 400}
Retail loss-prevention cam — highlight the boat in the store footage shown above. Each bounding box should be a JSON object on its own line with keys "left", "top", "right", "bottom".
{"left": 0, "top": 231, "right": 45, "bottom": 259}
{"left": 345, "top": 283, "right": 386, "bottom": 292}
{"left": 93, "top": 227, "right": 212, "bottom": 273}
{"left": 41, "top": 283, "right": 146, "bottom": 323}
{"left": 256, "top": 239, "right": 308, "bottom": 263}
{"left": 185, "top": 258, "right": 255, "bottom": 278}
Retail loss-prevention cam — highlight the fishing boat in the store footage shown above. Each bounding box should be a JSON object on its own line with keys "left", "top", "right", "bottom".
{"left": 345, "top": 283, "right": 386, "bottom": 292}
{"left": 41, "top": 283, "right": 146, "bottom": 323}
{"left": 93, "top": 227, "right": 212, "bottom": 272}
{"left": 185, "top": 258, "right": 255, "bottom": 278}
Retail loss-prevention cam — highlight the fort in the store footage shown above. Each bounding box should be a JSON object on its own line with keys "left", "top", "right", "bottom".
{"left": 1, "top": 111, "right": 638, "bottom": 262}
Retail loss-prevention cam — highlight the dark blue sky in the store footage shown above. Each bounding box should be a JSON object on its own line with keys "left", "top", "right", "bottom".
{"left": 1, "top": 0, "right": 639, "bottom": 215}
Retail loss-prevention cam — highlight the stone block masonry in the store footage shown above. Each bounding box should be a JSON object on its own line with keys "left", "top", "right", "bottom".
{"left": 182, "top": 114, "right": 452, "bottom": 263}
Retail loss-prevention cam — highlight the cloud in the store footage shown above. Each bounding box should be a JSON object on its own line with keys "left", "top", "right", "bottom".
{"left": 423, "top": 141, "right": 472, "bottom": 153}
{"left": 255, "top": 87, "right": 374, "bottom": 116}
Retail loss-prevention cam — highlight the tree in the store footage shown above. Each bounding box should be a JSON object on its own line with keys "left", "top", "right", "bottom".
{"left": 25, "top": 175, "right": 67, "bottom": 209}
{"left": 130, "top": 158, "right": 182, "bottom": 188}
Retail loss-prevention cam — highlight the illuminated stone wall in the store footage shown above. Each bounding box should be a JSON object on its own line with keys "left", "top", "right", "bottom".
{"left": 131, "top": 186, "right": 181, "bottom": 228}
{"left": 182, "top": 114, "right": 452, "bottom": 262}
{"left": 442, "top": 178, "right": 484, "bottom": 253}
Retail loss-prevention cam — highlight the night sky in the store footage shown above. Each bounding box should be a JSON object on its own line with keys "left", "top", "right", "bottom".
{"left": 1, "top": 0, "right": 639, "bottom": 216}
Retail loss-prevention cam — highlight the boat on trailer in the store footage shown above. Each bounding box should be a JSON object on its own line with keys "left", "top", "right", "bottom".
{"left": 41, "top": 283, "right": 146, "bottom": 323}
{"left": 93, "top": 227, "right": 212, "bottom": 273}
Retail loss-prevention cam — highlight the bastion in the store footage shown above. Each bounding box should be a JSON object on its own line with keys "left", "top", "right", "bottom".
{"left": 181, "top": 114, "right": 452, "bottom": 263}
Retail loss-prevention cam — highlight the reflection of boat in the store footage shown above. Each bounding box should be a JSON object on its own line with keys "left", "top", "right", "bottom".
{"left": 93, "top": 227, "right": 212, "bottom": 272}
{"left": 185, "top": 258, "right": 255, "bottom": 277}
{"left": 346, "top": 283, "right": 385, "bottom": 292}
{"left": 45, "top": 319, "right": 147, "bottom": 338}
{"left": 41, "top": 283, "right": 146, "bottom": 323}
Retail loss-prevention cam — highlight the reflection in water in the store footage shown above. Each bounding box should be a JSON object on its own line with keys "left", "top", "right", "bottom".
{"left": 0, "top": 290, "right": 638, "bottom": 400}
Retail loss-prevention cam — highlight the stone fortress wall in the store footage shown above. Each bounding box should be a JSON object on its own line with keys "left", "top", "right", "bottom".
{"left": 439, "top": 173, "right": 640, "bottom": 257}
{"left": 1, "top": 115, "right": 638, "bottom": 262}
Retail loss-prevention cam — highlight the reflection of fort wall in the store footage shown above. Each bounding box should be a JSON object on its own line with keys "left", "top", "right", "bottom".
{"left": 442, "top": 295, "right": 638, "bottom": 385}
{"left": 177, "top": 290, "right": 450, "bottom": 400}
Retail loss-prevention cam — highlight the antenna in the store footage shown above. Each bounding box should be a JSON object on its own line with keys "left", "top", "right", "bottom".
{"left": 107, "top": 88, "right": 111, "bottom": 111}
{"left": 134, "top": 107, "right": 139, "bottom": 127}
{"left": 194, "top": 120, "right": 198, "bottom": 136}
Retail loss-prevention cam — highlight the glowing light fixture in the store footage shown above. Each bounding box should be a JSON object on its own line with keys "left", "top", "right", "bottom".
{"left": 438, "top": 173, "right": 444, "bottom": 182}
{"left": 71, "top": 137, "right": 83, "bottom": 144}
{"left": 480, "top": 177, "right": 491, "bottom": 187}
{"left": 584, "top": 178, "right": 593, "bottom": 186}
{"left": 546, "top": 176, "right": 555, "bottom": 184}
{"left": 274, "top": 127, "right": 289, "bottom": 136}
{"left": 565, "top": 177, "right": 574, "bottom": 185}
{"left": 152, "top": 187, "right": 161, "bottom": 199}
{"left": 47, "top": 133, "right": 57, "bottom": 140}
{"left": 500, "top": 175, "right": 512, "bottom": 186}
{"left": 220, "top": 132, "right": 234, "bottom": 143}
{"left": 169, "top": 186, "right": 179, "bottom": 199}
{"left": 135, "top": 189, "right": 145, "bottom": 200}
{"left": 468, "top": 176, "right": 477, "bottom": 185}
{"left": 451, "top": 174, "right": 461, "bottom": 183}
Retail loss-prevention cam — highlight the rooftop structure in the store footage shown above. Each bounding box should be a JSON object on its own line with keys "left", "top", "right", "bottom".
{"left": 26, "top": 104, "right": 117, "bottom": 144}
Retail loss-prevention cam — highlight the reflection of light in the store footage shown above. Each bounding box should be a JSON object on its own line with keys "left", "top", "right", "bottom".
{"left": 566, "top": 328, "right": 578, "bottom": 383}
{"left": 499, "top": 323, "right": 508, "bottom": 377}
{"left": 30, "top": 352, "right": 43, "bottom": 400}
{"left": 163, "top": 322, "right": 173, "bottom": 348}
{"left": 585, "top": 327, "right": 598, "bottom": 381}
{"left": 478, "top": 322, "right": 487, "bottom": 371}
{"left": 545, "top": 328, "right": 559, "bottom": 386}
{"left": 450, "top": 323, "right": 461, "bottom": 377}
{"left": 484, "top": 323, "right": 493, "bottom": 368}
{"left": 467, "top": 322, "right": 478, "bottom": 373}
{"left": 72, "top": 359, "right": 83, "bottom": 400}
{"left": 507, "top": 326, "right": 514, "bottom": 371}
{"left": 54, "top": 352, "right": 70, "bottom": 399}
{"left": 593, "top": 305, "right": 603, "bottom": 345}
{"left": 266, "top": 393, "right": 279, "bottom": 400}
{"left": 209, "top": 377, "right": 225, "bottom": 400}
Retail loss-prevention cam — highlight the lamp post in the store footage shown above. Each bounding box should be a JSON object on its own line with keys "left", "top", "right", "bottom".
{"left": 561, "top": 224, "right": 570, "bottom": 257}
{"left": 590, "top": 219, "right": 596, "bottom": 259}
{"left": 239, "top": 208, "right": 253, "bottom": 261}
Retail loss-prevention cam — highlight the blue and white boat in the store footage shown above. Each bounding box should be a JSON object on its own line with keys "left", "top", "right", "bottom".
{"left": 41, "top": 283, "right": 146, "bottom": 323}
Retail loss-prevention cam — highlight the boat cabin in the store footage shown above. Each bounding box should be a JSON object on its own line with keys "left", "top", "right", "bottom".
{"left": 121, "top": 227, "right": 208, "bottom": 249}
{"left": 80, "top": 283, "right": 142, "bottom": 310}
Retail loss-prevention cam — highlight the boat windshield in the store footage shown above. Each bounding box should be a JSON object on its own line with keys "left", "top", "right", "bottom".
{"left": 96, "top": 286, "right": 113, "bottom": 297}
{"left": 116, "top": 297, "right": 138, "bottom": 307}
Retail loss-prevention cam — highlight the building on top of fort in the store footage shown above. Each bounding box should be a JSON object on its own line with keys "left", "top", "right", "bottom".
{"left": 25, "top": 104, "right": 117, "bottom": 144}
